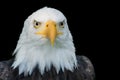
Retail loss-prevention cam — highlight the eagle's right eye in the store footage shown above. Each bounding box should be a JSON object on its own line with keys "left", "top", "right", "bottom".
{"left": 33, "top": 20, "right": 41, "bottom": 29}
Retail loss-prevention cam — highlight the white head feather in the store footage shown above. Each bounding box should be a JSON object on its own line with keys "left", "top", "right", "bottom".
{"left": 12, "top": 7, "right": 77, "bottom": 76}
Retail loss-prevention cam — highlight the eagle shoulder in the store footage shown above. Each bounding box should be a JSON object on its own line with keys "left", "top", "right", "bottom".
{"left": 76, "top": 55, "right": 95, "bottom": 80}
{"left": 0, "top": 59, "right": 17, "bottom": 80}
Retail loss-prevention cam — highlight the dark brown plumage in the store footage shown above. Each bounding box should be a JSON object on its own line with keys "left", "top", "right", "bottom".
{"left": 0, "top": 56, "right": 95, "bottom": 80}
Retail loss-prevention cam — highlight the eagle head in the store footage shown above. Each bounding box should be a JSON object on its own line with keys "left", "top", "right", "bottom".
{"left": 12, "top": 7, "right": 77, "bottom": 76}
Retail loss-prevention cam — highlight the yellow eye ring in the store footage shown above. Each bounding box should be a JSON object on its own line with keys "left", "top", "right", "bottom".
{"left": 34, "top": 25, "right": 40, "bottom": 29}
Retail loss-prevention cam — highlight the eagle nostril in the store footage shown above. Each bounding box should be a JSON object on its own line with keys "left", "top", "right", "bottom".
{"left": 54, "top": 24, "right": 56, "bottom": 27}
{"left": 46, "top": 24, "right": 49, "bottom": 27}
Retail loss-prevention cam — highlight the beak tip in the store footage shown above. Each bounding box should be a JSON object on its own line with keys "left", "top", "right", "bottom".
{"left": 51, "top": 42, "right": 54, "bottom": 47}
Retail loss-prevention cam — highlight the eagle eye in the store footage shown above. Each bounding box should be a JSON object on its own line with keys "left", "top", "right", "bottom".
{"left": 33, "top": 20, "right": 41, "bottom": 29}
{"left": 59, "top": 20, "right": 65, "bottom": 28}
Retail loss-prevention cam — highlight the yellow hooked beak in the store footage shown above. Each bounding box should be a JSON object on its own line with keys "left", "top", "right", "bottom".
{"left": 36, "top": 20, "right": 62, "bottom": 46}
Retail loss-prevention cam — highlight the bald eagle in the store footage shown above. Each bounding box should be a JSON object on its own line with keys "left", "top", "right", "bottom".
{"left": 0, "top": 7, "right": 95, "bottom": 80}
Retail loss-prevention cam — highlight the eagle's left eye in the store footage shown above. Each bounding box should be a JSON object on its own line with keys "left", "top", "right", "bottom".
{"left": 33, "top": 20, "right": 41, "bottom": 29}
{"left": 59, "top": 20, "right": 65, "bottom": 28}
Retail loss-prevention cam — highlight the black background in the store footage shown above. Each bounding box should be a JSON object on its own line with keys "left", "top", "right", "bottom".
{"left": 0, "top": 0, "right": 108, "bottom": 79}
